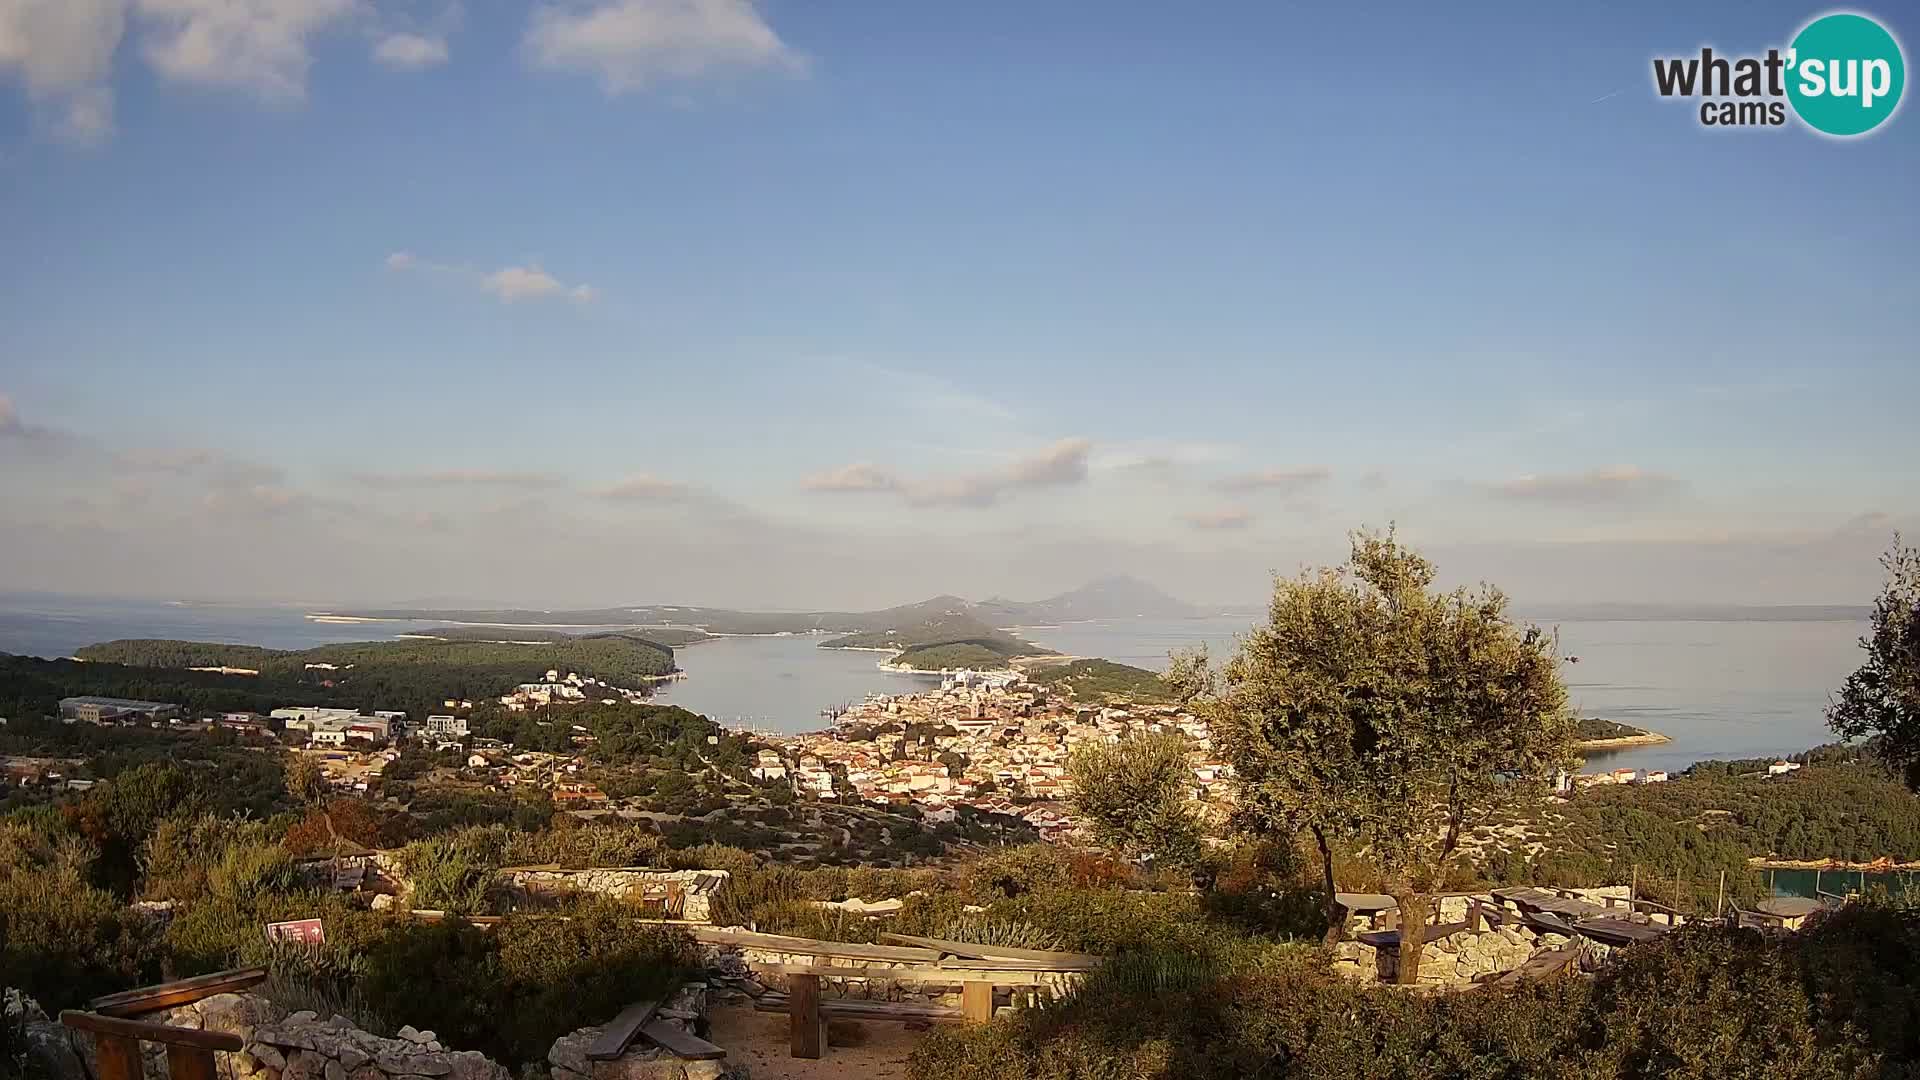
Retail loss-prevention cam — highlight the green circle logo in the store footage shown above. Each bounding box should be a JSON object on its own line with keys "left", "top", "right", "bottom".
{"left": 1787, "top": 12, "right": 1906, "bottom": 136}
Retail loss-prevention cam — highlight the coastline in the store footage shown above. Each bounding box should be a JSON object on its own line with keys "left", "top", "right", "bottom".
{"left": 1574, "top": 732, "right": 1673, "bottom": 751}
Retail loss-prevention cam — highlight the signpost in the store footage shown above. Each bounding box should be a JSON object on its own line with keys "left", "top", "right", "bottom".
{"left": 265, "top": 919, "right": 325, "bottom": 945}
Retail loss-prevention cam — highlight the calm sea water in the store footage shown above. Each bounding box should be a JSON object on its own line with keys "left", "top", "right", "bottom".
{"left": 0, "top": 595, "right": 1866, "bottom": 771}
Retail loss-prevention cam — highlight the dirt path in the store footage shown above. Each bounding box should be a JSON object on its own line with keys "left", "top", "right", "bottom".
{"left": 706, "top": 1002, "right": 920, "bottom": 1080}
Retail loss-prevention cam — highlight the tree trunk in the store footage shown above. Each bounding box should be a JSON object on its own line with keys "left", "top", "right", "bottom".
{"left": 1314, "top": 826, "right": 1343, "bottom": 944}
{"left": 1395, "top": 891, "right": 1429, "bottom": 985}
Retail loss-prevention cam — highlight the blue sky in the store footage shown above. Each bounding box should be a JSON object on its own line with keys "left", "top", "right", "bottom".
{"left": 2, "top": 0, "right": 1916, "bottom": 608}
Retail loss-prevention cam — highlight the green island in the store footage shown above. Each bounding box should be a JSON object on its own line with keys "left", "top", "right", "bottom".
{"left": 1573, "top": 716, "right": 1672, "bottom": 747}
{"left": 820, "top": 609, "right": 1050, "bottom": 670}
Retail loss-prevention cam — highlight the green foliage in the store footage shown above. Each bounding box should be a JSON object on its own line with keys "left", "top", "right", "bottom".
{"left": 911, "top": 904, "right": 1920, "bottom": 1080}
{"left": 1829, "top": 536, "right": 1920, "bottom": 788}
{"left": 1026, "top": 659, "right": 1176, "bottom": 704}
{"left": 0, "top": 821, "right": 159, "bottom": 1007}
{"left": 1068, "top": 732, "right": 1204, "bottom": 867}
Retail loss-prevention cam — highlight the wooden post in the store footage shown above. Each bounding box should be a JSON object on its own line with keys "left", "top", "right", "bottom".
{"left": 1630, "top": 865, "right": 1637, "bottom": 911}
{"left": 166, "top": 1045, "right": 218, "bottom": 1080}
{"left": 1717, "top": 871, "right": 1726, "bottom": 921}
{"left": 788, "top": 974, "right": 824, "bottom": 1060}
{"left": 1466, "top": 899, "right": 1482, "bottom": 932}
{"left": 92, "top": 1034, "right": 143, "bottom": 1080}
{"left": 961, "top": 981, "right": 994, "bottom": 1023}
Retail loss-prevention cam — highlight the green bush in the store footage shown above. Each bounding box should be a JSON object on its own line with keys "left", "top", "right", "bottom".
{"left": 911, "top": 904, "right": 1920, "bottom": 1080}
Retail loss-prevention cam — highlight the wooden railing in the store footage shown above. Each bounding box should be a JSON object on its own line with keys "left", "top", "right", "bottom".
{"left": 60, "top": 967, "right": 268, "bottom": 1080}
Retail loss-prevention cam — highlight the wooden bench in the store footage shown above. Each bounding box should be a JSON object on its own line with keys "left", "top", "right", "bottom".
{"left": 65, "top": 967, "right": 271, "bottom": 1080}
{"left": 737, "top": 937, "right": 1099, "bottom": 1060}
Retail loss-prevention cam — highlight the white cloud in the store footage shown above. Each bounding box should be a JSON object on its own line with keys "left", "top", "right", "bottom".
{"left": 801, "top": 462, "right": 898, "bottom": 493}
{"left": 355, "top": 468, "right": 558, "bottom": 489}
{"left": 1184, "top": 507, "right": 1253, "bottom": 531}
{"left": 373, "top": 30, "right": 446, "bottom": 69}
{"left": 1217, "top": 466, "right": 1333, "bottom": 495}
{"left": 803, "top": 438, "right": 1094, "bottom": 509}
{"left": 524, "top": 0, "right": 802, "bottom": 94}
{"left": 1489, "top": 465, "right": 1677, "bottom": 504}
{"left": 388, "top": 252, "right": 600, "bottom": 305}
{"left": 595, "top": 473, "right": 692, "bottom": 501}
{"left": 135, "top": 0, "right": 357, "bottom": 102}
{"left": 0, "top": 0, "right": 125, "bottom": 145}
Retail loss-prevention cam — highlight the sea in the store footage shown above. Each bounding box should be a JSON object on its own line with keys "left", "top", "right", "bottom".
{"left": 0, "top": 593, "right": 1868, "bottom": 775}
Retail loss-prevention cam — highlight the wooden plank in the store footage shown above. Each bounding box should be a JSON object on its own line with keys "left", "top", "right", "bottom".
{"left": 91, "top": 1033, "right": 144, "bottom": 1080}
{"left": 751, "top": 962, "right": 1047, "bottom": 986}
{"left": 877, "top": 934, "right": 1101, "bottom": 966}
{"left": 1491, "top": 945, "right": 1580, "bottom": 986}
{"left": 60, "top": 1012, "right": 245, "bottom": 1052}
{"left": 1333, "top": 892, "right": 1399, "bottom": 914}
{"left": 933, "top": 956, "right": 1098, "bottom": 973}
{"left": 688, "top": 927, "right": 940, "bottom": 964}
{"left": 637, "top": 1021, "right": 726, "bottom": 1061}
{"left": 788, "top": 974, "right": 823, "bottom": 1060}
{"left": 1574, "top": 917, "right": 1670, "bottom": 946}
{"left": 584, "top": 1000, "right": 660, "bottom": 1061}
{"left": 753, "top": 998, "right": 965, "bottom": 1022}
{"left": 89, "top": 968, "right": 269, "bottom": 1017}
{"left": 961, "top": 982, "right": 993, "bottom": 1024}
{"left": 166, "top": 1044, "right": 219, "bottom": 1080}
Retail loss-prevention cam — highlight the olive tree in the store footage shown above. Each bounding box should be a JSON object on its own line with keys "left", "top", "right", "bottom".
{"left": 1829, "top": 537, "right": 1920, "bottom": 787}
{"left": 1189, "top": 529, "right": 1573, "bottom": 982}
{"left": 1068, "top": 732, "right": 1205, "bottom": 869}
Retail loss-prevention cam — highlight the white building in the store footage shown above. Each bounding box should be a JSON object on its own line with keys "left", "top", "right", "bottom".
{"left": 426, "top": 715, "right": 470, "bottom": 737}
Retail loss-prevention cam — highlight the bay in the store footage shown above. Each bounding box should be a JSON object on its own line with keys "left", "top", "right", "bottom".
{"left": 0, "top": 595, "right": 1870, "bottom": 773}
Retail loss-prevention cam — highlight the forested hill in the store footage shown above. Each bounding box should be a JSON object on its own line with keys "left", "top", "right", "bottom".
{"left": 818, "top": 610, "right": 1047, "bottom": 665}
{"left": 32, "top": 635, "right": 681, "bottom": 720}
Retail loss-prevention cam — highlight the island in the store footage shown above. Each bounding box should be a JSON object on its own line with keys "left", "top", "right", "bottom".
{"left": 1574, "top": 716, "right": 1672, "bottom": 749}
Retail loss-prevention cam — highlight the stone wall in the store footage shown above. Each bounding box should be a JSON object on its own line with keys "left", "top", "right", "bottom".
{"left": 497, "top": 868, "right": 729, "bottom": 922}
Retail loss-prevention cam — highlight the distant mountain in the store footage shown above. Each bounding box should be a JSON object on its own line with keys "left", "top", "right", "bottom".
{"left": 974, "top": 576, "right": 1202, "bottom": 623}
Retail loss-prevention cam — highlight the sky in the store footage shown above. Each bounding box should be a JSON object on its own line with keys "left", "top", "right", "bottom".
{"left": 2, "top": 0, "right": 1916, "bottom": 611}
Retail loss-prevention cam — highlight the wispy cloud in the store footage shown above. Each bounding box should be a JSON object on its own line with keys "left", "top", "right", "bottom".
{"left": 1184, "top": 507, "right": 1253, "bottom": 531}
{"left": 1217, "top": 466, "right": 1332, "bottom": 495}
{"left": 386, "top": 251, "right": 600, "bottom": 305}
{"left": 373, "top": 31, "right": 449, "bottom": 70}
{"left": 800, "top": 462, "right": 898, "bottom": 494}
{"left": 354, "top": 468, "right": 559, "bottom": 489}
{"left": 802, "top": 437, "right": 1094, "bottom": 509}
{"left": 1489, "top": 465, "right": 1677, "bottom": 503}
{"left": 594, "top": 473, "right": 694, "bottom": 501}
{"left": 524, "top": 0, "right": 804, "bottom": 94}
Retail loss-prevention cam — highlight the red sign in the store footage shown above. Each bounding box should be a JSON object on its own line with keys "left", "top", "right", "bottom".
{"left": 266, "top": 918, "right": 326, "bottom": 945}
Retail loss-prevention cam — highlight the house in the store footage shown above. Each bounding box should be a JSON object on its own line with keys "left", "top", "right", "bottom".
{"left": 1768, "top": 760, "right": 1803, "bottom": 777}
{"left": 426, "top": 715, "right": 469, "bottom": 737}
{"left": 309, "top": 729, "right": 349, "bottom": 747}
